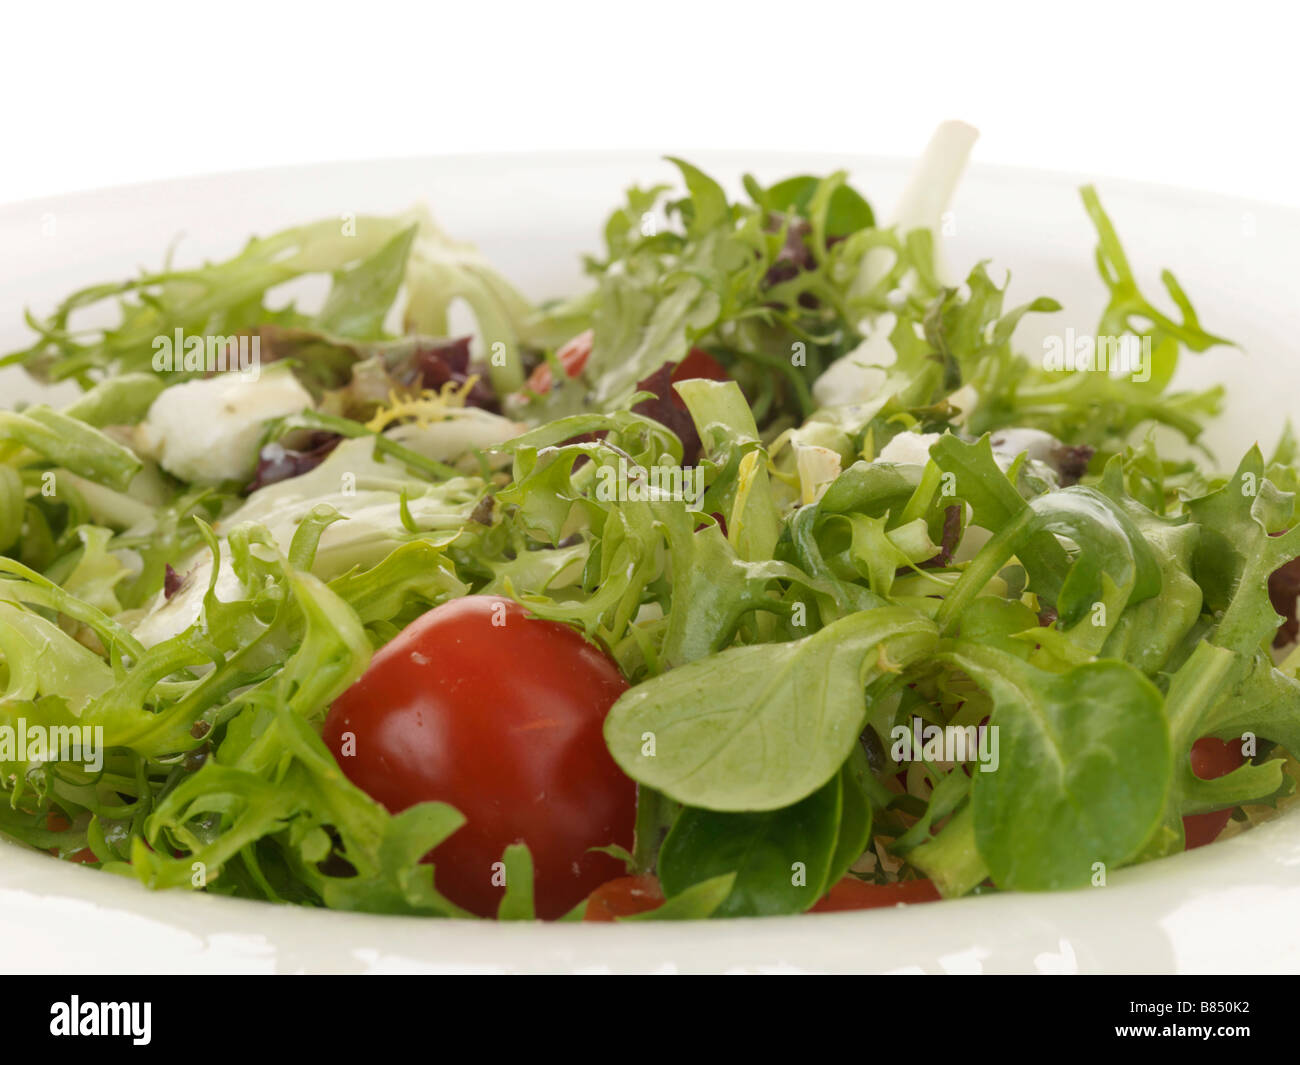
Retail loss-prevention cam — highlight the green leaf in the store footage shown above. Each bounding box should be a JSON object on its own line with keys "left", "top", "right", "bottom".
{"left": 936, "top": 482, "right": 1161, "bottom": 639}
{"left": 818, "top": 459, "right": 923, "bottom": 517}
{"left": 496, "top": 843, "right": 537, "bottom": 920}
{"left": 316, "top": 225, "right": 418, "bottom": 339}
{"left": 826, "top": 750, "right": 874, "bottom": 886}
{"left": 658, "top": 772, "right": 841, "bottom": 917}
{"left": 765, "top": 174, "right": 875, "bottom": 236}
{"left": 62, "top": 373, "right": 168, "bottom": 427}
{"left": 1081, "top": 185, "right": 1229, "bottom": 353}
{"left": 7, "top": 215, "right": 411, "bottom": 384}
{"left": 605, "top": 606, "right": 938, "bottom": 810}
{"left": 617, "top": 872, "right": 736, "bottom": 921}
{"left": 675, "top": 378, "right": 780, "bottom": 561}
{"left": 0, "top": 467, "right": 21, "bottom": 553}
{"left": 328, "top": 540, "right": 467, "bottom": 627}
{"left": 929, "top": 433, "right": 1069, "bottom": 595}
{"left": 0, "top": 406, "right": 142, "bottom": 491}
{"left": 1187, "top": 447, "right": 1300, "bottom": 664}
{"left": 945, "top": 643, "right": 1172, "bottom": 890}
{"left": 1095, "top": 457, "right": 1203, "bottom": 676}
{"left": 0, "top": 601, "right": 114, "bottom": 715}
{"left": 908, "top": 805, "right": 988, "bottom": 898}
{"left": 666, "top": 157, "right": 730, "bottom": 238}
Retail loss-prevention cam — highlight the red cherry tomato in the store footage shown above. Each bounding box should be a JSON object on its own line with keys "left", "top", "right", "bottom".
{"left": 1182, "top": 737, "right": 1246, "bottom": 849}
{"left": 582, "top": 872, "right": 942, "bottom": 920}
{"left": 323, "top": 595, "right": 636, "bottom": 919}
{"left": 583, "top": 875, "right": 665, "bottom": 921}
{"left": 525, "top": 335, "right": 727, "bottom": 398}
{"left": 810, "top": 876, "right": 942, "bottom": 912}
{"left": 46, "top": 812, "right": 96, "bottom": 864}
{"left": 525, "top": 329, "right": 594, "bottom": 395}
{"left": 670, "top": 348, "right": 729, "bottom": 387}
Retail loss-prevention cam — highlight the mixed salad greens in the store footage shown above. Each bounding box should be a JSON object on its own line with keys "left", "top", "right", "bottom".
{"left": 1, "top": 122, "right": 1297, "bottom": 921}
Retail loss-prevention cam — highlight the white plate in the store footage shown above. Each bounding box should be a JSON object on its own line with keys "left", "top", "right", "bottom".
{"left": 1, "top": 153, "right": 1298, "bottom": 975}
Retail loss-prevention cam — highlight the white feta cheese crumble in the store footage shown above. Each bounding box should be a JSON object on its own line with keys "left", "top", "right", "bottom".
{"left": 811, "top": 315, "right": 895, "bottom": 409}
{"left": 134, "top": 368, "right": 314, "bottom": 485}
{"left": 876, "top": 430, "right": 944, "bottom": 466}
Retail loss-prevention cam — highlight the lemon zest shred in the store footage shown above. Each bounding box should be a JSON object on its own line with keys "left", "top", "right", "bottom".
{"left": 364, "top": 375, "right": 480, "bottom": 433}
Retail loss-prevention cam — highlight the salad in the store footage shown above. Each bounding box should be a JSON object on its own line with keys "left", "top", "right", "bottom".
{"left": 1, "top": 122, "right": 1297, "bottom": 923}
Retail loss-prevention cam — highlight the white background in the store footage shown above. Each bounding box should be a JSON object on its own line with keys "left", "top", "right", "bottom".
{"left": 2, "top": 1, "right": 1292, "bottom": 207}
{"left": 1, "top": 1, "right": 1298, "bottom": 976}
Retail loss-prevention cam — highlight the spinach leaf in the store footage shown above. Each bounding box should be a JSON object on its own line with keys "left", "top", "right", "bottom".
{"left": 944, "top": 643, "right": 1172, "bottom": 890}
{"left": 826, "top": 751, "right": 875, "bottom": 887}
{"left": 604, "top": 606, "right": 938, "bottom": 810}
{"left": 658, "top": 772, "right": 842, "bottom": 917}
